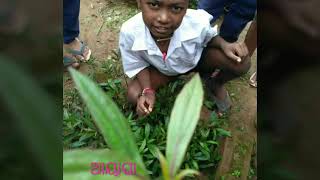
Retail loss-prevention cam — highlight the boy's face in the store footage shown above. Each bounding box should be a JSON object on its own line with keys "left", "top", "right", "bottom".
{"left": 138, "top": 0, "right": 188, "bottom": 39}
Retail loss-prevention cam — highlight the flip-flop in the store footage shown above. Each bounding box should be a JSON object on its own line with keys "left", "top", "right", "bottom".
{"left": 63, "top": 56, "right": 80, "bottom": 69}
{"left": 203, "top": 76, "right": 232, "bottom": 117}
{"left": 66, "top": 40, "right": 92, "bottom": 62}
{"left": 212, "top": 91, "right": 232, "bottom": 115}
{"left": 249, "top": 72, "right": 257, "bottom": 88}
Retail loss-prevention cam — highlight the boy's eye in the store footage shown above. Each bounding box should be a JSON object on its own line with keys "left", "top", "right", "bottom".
{"left": 148, "top": 2, "right": 160, "bottom": 8}
{"left": 171, "top": 6, "right": 183, "bottom": 13}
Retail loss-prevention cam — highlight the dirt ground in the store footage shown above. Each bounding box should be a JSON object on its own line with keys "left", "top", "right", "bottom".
{"left": 67, "top": 0, "right": 257, "bottom": 179}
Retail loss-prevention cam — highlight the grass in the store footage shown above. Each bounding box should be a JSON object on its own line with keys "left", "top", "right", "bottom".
{"left": 63, "top": 0, "right": 253, "bottom": 178}
{"left": 63, "top": 49, "right": 233, "bottom": 177}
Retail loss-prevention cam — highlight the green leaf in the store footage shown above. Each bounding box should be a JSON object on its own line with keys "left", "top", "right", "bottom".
{"left": 204, "top": 100, "right": 214, "bottom": 109}
{"left": 166, "top": 74, "right": 204, "bottom": 176}
{"left": 69, "top": 69, "right": 147, "bottom": 176}
{"left": 157, "top": 149, "right": 170, "bottom": 180}
{"left": 216, "top": 128, "right": 232, "bottom": 137}
{"left": 64, "top": 149, "right": 141, "bottom": 180}
{"left": 148, "top": 145, "right": 158, "bottom": 158}
{"left": 0, "top": 57, "right": 60, "bottom": 180}
{"left": 175, "top": 169, "right": 199, "bottom": 180}
{"left": 145, "top": 123, "right": 151, "bottom": 139}
{"left": 70, "top": 141, "right": 86, "bottom": 148}
{"left": 200, "top": 129, "right": 210, "bottom": 138}
{"left": 191, "top": 160, "right": 199, "bottom": 170}
{"left": 139, "top": 139, "right": 147, "bottom": 153}
{"left": 207, "top": 140, "right": 219, "bottom": 145}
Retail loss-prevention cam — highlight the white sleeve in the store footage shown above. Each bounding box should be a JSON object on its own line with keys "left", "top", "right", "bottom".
{"left": 119, "top": 29, "right": 150, "bottom": 78}
{"left": 203, "top": 25, "right": 218, "bottom": 45}
{"left": 198, "top": 9, "right": 219, "bottom": 45}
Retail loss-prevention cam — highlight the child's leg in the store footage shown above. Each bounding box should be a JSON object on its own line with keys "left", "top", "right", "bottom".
{"left": 198, "top": 47, "right": 251, "bottom": 111}
{"left": 127, "top": 67, "right": 176, "bottom": 105}
{"left": 199, "top": 48, "right": 251, "bottom": 82}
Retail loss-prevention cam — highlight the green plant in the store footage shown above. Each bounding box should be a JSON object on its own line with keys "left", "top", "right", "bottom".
{"left": 189, "top": 0, "right": 199, "bottom": 9}
{"left": 231, "top": 169, "right": 241, "bottom": 178}
{"left": 63, "top": 59, "right": 231, "bottom": 177}
{"left": 64, "top": 69, "right": 205, "bottom": 179}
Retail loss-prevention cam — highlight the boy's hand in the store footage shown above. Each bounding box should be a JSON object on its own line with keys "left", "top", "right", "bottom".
{"left": 136, "top": 93, "right": 156, "bottom": 117}
{"left": 221, "top": 42, "right": 249, "bottom": 63}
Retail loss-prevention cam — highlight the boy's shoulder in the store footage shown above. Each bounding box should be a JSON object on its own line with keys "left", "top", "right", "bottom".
{"left": 120, "top": 12, "right": 144, "bottom": 36}
{"left": 184, "top": 9, "right": 213, "bottom": 25}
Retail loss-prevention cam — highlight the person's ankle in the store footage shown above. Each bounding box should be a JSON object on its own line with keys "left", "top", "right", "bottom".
{"left": 213, "top": 84, "right": 227, "bottom": 99}
{"left": 64, "top": 38, "right": 81, "bottom": 50}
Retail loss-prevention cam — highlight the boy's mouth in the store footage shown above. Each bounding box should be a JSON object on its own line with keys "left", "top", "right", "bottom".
{"left": 153, "top": 26, "right": 170, "bottom": 34}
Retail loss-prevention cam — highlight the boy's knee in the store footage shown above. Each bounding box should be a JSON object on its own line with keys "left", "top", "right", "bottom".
{"left": 234, "top": 56, "right": 251, "bottom": 76}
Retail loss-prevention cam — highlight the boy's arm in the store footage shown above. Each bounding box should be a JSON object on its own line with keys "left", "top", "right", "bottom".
{"left": 136, "top": 68, "right": 151, "bottom": 90}
{"left": 206, "top": 35, "right": 228, "bottom": 50}
{"left": 244, "top": 17, "right": 257, "bottom": 57}
{"left": 207, "top": 35, "right": 248, "bottom": 63}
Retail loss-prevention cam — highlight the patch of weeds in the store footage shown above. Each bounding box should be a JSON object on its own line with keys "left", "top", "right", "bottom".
{"left": 99, "top": 1, "right": 139, "bottom": 31}
{"left": 238, "top": 143, "right": 248, "bottom": 156}
{"left": 237, "top": 126, "right": 245, "bottom": 132}
{"left": 248, "top": 167, "right": 255, "bottom": 179}
{"left": 63, "top": 50, "right": 231, "bottom": 177}
{"left": 63, "top": 88, "right": 107, "bottom": 149}
{"left": 189, "top": 0, "right": 199, "bottom": 9}
{"left": 231, "top": 169, "right": 241, "bottom": 178}
{"left": 100, "top": 49, "right": 124, "bottom": 78}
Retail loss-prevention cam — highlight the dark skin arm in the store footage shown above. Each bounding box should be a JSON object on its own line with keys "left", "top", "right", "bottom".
{"left": 244, "top": 19, "right": 257, "bottom": 57}
{"left": 207, "top": 35, "right": 249, "bottom": 63}
{"left": 136, "top": 68, "right": 156, "bottom": 116}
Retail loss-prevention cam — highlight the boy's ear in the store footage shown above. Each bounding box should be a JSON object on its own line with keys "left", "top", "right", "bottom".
{"left": 136, "top": 0, "right": 141, "bottom": 9}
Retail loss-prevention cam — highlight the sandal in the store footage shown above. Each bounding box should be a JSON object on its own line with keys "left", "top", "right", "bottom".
{"left": 63, "top": 55, "right": 80, "bottom": 69}
{"left": 203, "top": 76, "right": 232, "bottom": 118}
{"left": 65, "top": 38, "right": 91, "bottom": 62}
{"left": 212, "top": 91, "right": 232, "bottom": 117}
{"left": 249, "top": 72, "right": 257, "bottom": 88}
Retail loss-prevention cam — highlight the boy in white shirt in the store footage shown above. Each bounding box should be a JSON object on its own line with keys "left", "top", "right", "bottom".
{"left": 119, "top": 0, "right": 250, "bottom": 117}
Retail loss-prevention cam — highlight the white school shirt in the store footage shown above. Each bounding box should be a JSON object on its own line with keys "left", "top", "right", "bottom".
{"left": 119, "top": 9, "right": 218, "bottom": 78}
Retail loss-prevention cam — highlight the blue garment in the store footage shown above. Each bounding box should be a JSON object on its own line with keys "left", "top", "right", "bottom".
{"left": 63, "top": 0, "right": 80, "bottom": 44}
{"left": 198, "top": 0, "right": 256, "bottom": 42}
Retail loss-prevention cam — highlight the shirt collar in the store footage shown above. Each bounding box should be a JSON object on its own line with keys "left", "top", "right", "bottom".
{"left": 131, "top": 13, "right": 200, "bottom": 51}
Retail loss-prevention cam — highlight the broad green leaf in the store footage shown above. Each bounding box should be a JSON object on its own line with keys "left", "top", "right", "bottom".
{"left": 175, "top": 169, "right": 199, "bottom": 180}
{"left": 216, "top": 128, "right": 232, "bottom": 137}
{"left": 157, "top": 149, "right": 170, "bottom": 180}
{"left": 0, "top": 57, "right": 60, "bottom": 180}
{"left": 64, "top": 149, "right": 144, "bottom": 179}
{"left": 69, "top": 69, "right": 147, "bottom": 176}
{"left": 166, "top": 73, "right": 204, "bottom": 176}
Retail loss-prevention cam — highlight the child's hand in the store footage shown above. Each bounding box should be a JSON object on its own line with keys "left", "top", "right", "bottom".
{"left": 136, "top": 93, "right": 156, "bottom": 117}
{"left": 222, "top": 42, "right": 249, "bottom": 63}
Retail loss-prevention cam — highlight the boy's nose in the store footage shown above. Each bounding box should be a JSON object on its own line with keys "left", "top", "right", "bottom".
{"left": 157, "top": 10, "right": 169, "bottom": 24}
